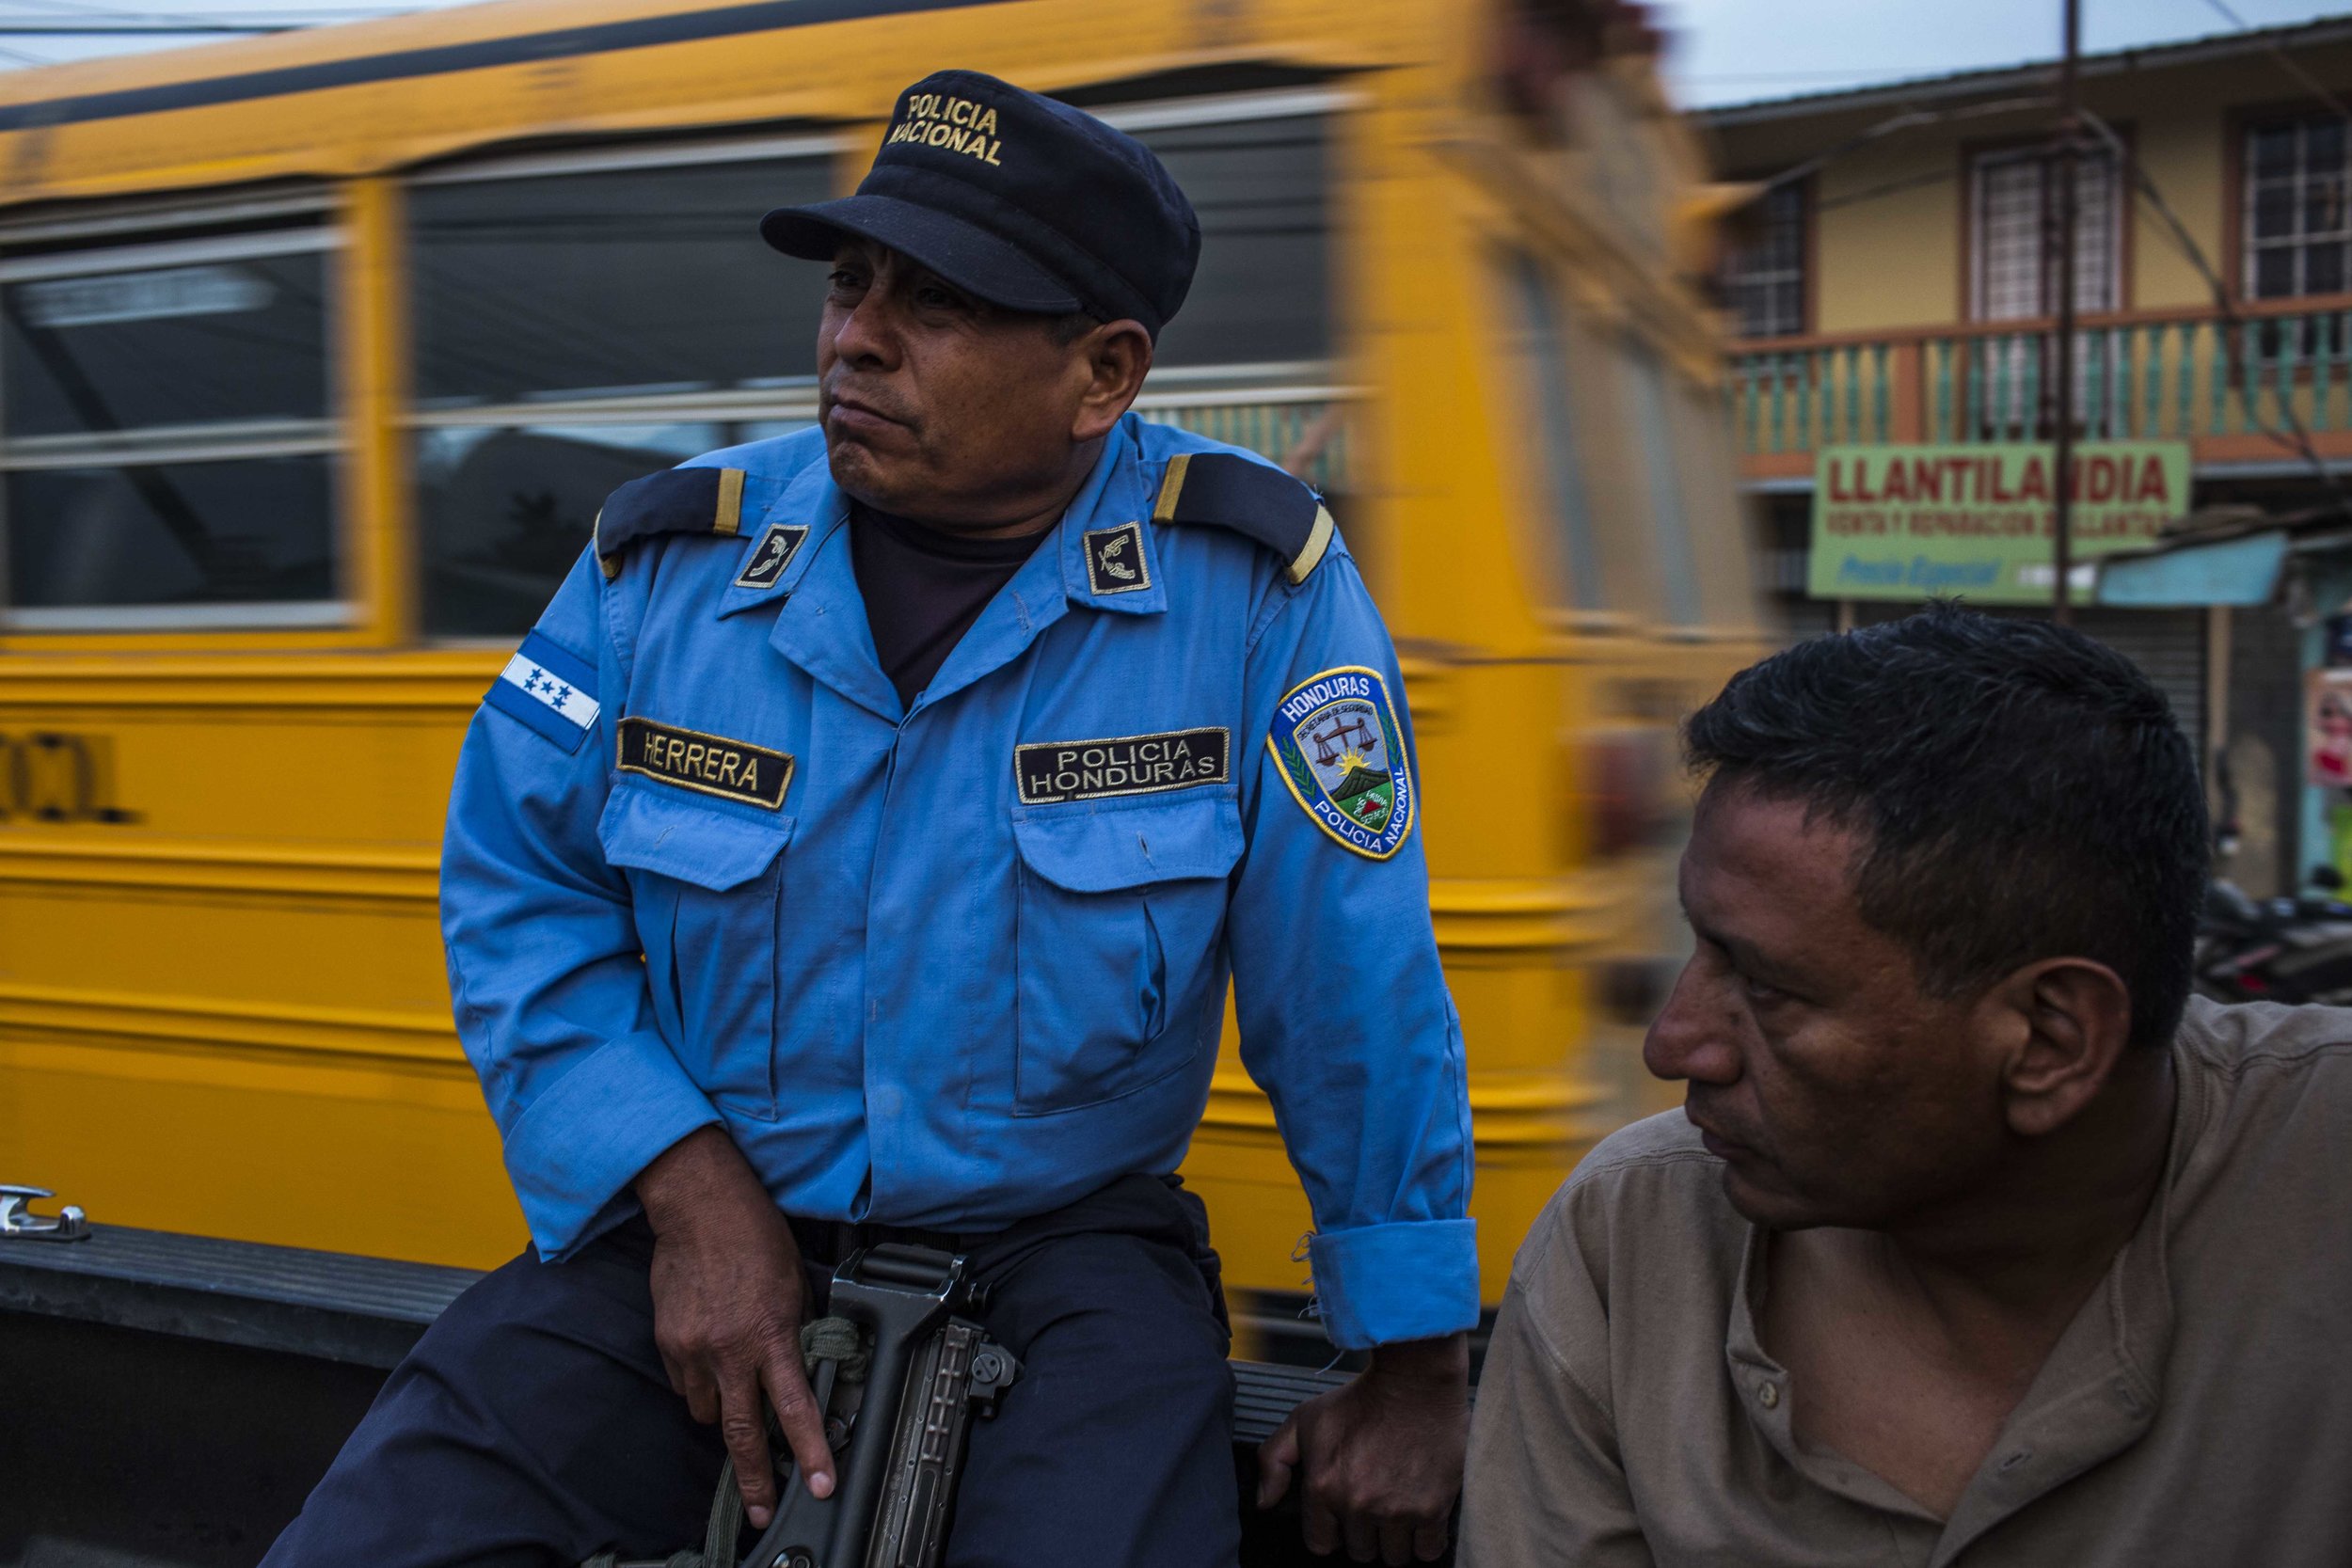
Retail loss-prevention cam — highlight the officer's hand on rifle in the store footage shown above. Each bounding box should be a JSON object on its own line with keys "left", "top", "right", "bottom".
{"left": 637, "top": 1127, "right": 836, "bottom": 1528}
{"left": 1255, "top": 1333, "right": 1470, "bottom": 1564}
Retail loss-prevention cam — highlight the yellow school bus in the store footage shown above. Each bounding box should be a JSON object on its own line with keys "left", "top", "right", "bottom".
{"left": 0, "top": 0, "right": 1759, "bottom": 1339}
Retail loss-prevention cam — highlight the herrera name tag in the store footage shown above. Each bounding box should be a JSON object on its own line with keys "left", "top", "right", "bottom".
{"left": 617, "top": 717, "right": 793, "bottom": 809}
{"left": 1015, "top": 727, "right": 1230, "bottom": 805}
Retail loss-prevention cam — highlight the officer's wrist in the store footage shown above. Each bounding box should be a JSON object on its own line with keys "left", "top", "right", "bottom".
{"left": 634, "top": 1125, "right": 751, "bottom": 1234}
{"left": 1365, "top": 1333, "right": 1470, "bottom": 1386}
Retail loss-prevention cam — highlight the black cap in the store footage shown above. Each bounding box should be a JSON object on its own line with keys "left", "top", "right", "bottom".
{"left": 761, "top": 70, "right": 1200, "bottom": 339}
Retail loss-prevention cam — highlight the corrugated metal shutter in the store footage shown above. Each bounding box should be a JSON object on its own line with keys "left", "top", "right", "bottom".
{"left": 1776, "top": 595, "right": 1836, "bottom": 643}
{"left": 2077, "top": 607, "right": 2205, "bottom": 760}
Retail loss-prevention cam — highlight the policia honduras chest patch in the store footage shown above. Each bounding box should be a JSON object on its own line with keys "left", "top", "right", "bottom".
{"left": 1016, "top": 727, "right": 1230, "bottom": 805}
{"left": 616, "top": 717, "right": 793, "bottom": 809}
{"left": 1267, "top": 668, "right": 1416, "bottom": 859}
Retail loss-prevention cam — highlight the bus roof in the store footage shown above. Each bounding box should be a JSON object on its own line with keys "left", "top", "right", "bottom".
{"left": 0, "top": 0, "right": 1430, "bottom": 207}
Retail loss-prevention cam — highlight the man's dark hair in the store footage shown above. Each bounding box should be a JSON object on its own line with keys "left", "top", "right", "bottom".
{"left": 1684, "top": 603, "right": 2207, "bottom": 1049}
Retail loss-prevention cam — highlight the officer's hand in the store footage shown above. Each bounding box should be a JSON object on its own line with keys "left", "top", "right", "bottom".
{"left": 637, "top": 1126, "right": 834, "bottom": 1528}
{"left": 1256, "top": 1333, "right": 1470, "bottom": 1565}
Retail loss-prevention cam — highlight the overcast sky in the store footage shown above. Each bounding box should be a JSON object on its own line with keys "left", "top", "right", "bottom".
{"left": 0, "top": 0, "right": 2347, "bottom": 103}
{"left": 1661, "top": 0, "right": 2352, "bottom": 105}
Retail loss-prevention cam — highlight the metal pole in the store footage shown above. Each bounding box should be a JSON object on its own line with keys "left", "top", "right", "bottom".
{"left": 2051, "top": 0, "right": 2081, "bottom": 624}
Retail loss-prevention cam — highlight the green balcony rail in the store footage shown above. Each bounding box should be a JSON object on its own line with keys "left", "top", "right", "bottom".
{"left": 1727, "top": 309, "right": 2352, "bottom": 457}
{"left": 1133, "top": 393, "right": 1352, "bottom": 493}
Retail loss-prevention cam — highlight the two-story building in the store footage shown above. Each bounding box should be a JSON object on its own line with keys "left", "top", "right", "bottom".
{"left": 1699, "top": 15, "right": 2352, "bottom": 896}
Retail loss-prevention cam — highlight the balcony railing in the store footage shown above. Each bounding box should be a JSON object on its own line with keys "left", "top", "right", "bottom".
{"left": 1131, "top": 367, "right": 1354, "bottom": 493}
{"left": 1728, "top": 294, "right": 2352, "bottom": 479}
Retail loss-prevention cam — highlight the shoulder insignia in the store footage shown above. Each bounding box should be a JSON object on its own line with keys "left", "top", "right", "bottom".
{"left": 1266, "top": 666, "right": 1415, "bottom": 860}
{"left": 594, "top": 467, "right": 748, "bottom": 580}
{"left": 1152, "top": 451, "right": 1335, "bottom": 585}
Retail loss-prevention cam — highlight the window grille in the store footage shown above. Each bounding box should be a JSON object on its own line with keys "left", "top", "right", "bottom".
{"left": 2245, "top": 115, "right": 2351, "bottom": 301}
{"left": 1723, "top": 182, "right": 1806, "bottom": 340}
{"left": 1970, "top": 146, "right": 2118, "bottom": 322}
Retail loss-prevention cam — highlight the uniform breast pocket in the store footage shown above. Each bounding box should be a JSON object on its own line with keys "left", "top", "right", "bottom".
{"left": 1009, "top": 795, "right": 1244, "bottom": 1117}
{"left": 598, "top": 782, "right": 794, "bottom": 1121}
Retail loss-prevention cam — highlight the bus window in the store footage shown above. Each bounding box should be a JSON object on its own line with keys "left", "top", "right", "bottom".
{"left": 417, "top": 422, "right": 723, "bottom": 637}
{"left": 1622, "top": 339, "right": 1704, "bottom": 628}
{"left": 1116, "top": 108, "right": 1330, "bottom": 372}
{"left": 0, "top": 217, "right": 339, "bottom": 626}
{"left": 409, "top": 143, "right": 836, "bottom": 637}
{"left": 1111, "top": 103, "right": 1348, "bottom": 523}
{"left": 1497, "top": 246, "right": 1604, "bottom": 612}
{"left": 1670, "top": 380, "right": 1759, "bottom": 629}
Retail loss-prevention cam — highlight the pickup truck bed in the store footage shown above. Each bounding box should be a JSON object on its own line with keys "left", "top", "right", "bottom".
{"left": 0, "top": 1227, "right": 1375, "bottom": 1568}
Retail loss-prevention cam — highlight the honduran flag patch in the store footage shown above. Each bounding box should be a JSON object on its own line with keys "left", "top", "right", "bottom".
{"left": 484, "top": 631, "right": 600, "bottom": 753}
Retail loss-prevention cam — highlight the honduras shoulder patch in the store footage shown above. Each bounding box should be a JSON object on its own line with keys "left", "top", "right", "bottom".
{"left": 1266, "top": 666, "right": 1415, "bottom": 860}
{"left": 484, "top": 631, "right": 601, "bottom": 753}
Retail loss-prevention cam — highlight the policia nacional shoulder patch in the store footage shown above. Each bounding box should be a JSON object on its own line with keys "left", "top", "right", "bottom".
{"left": 1083, "top": 520, "right": 1150, "bottom": 595}
{"left": 617, "top": 717, "right": 793, "bottom": 809}
{"left": 734, "top": 522, "right": 808, "bottom": 590}
{"left": 1267, "top": 668, "right": 1416, "bottom": 859}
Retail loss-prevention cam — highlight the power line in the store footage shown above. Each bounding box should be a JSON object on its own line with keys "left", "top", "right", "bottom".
{"left": 0, "top": 3, "right": 412, "bottom": 33}
{"left": 0, "top": 21, "right": 296, "bottom": 32}
{"left": 1689, "top": 70, "right": 1963, "bottom": 84}
{"left": 1811, "top": 165, "right": 1955, "bottom": 214}
{"left": 2197, "top": 0, "right": 2352, "bottom": 122}
{"left": 1751, "top": 93, "right": 2058, "bottom": 194}
{"left": 2079, "top": 105, "right": 2352, "bottom": 520}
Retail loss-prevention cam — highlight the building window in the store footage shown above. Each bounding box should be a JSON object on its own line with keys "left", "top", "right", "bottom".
{"left": 2245, "top": 115, "right": 2350, "bottom": 300}
{"left": 1970, "top": 146, "right": 2119, "bottom": 321}
{"left": 0, "top": 207, "right": 342, "bottom": 627}
{"left": 1966, "top": 147, "right": 2121, "bottom": 433}
{"left": 1723, "top": 181, "right": 1806, "bottom": 340}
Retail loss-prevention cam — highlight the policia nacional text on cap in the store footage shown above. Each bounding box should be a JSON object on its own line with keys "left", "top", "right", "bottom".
{"left": 261, "top": 70, "right": 1477, "bottom": 1568}
{"left": 763, "top": 70, "right": 1200, "bottom": 340}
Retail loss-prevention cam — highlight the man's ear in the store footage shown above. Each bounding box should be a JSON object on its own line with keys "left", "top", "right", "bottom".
{"left": 1071, "top": 320, "right": 1153, "bottom": 442}
{"left": 1989, "top": 958, "right": 2135, "bottom": 1138}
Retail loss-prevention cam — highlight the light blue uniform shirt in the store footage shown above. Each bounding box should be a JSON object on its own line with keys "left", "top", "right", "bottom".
{"left": 440, "top": 414, "right": 1476, "bottom": 1349}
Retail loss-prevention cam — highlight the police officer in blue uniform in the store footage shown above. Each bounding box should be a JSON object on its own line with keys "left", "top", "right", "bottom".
{"left": 264, "top": 70, "right": 1476, "bottom": 1568}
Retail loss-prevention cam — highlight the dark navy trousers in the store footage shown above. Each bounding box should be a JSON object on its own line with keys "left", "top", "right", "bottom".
{"left": 262, "top": 1175, "right": 1239, "bottom": 1568}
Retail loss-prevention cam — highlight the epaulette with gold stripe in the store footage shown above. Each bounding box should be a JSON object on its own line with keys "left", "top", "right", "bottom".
{"left": 1151, "top": 451, "right": 1335, "bottom": 585}
{"left": 594, "top": 467, "right": 748, "bottom": 580}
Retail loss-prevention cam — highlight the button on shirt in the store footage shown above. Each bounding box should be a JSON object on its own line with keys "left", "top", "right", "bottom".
{"left": 1459, "top": 996, "right": 2352, "bottom": 1568}
{"left": 440, "top": 415, "right": 1478, "bottom": 1351}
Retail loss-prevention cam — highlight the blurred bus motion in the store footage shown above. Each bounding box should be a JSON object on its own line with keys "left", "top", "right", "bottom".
{"left": 0, "top": 0, "right": 1760, "bottom": 1344}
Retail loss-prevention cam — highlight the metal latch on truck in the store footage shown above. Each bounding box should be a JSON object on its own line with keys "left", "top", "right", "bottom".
{"left": 0, "top": 1183, "right": 88, "bottom": 1242}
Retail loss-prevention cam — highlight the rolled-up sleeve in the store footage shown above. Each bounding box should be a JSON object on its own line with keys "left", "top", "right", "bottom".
{"left": 1226, "top": 548, "right": 1478, "bottom": 1350}
{"left": 440, "top": 547, "right": 719, "bottom": 1257}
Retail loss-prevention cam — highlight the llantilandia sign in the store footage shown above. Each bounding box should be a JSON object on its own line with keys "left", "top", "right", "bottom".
{"left": 1809, "top": 442, "right": 2191, "bottom": 603}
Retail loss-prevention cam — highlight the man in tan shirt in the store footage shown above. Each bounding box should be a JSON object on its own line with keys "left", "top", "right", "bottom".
{"left": 1462, "top": 605, "right": 2352, "bottom": 1567}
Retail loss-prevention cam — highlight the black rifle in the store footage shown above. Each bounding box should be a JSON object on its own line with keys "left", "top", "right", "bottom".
{"left": 590, "top": 1243, "right": 1020, "bottom": 1568}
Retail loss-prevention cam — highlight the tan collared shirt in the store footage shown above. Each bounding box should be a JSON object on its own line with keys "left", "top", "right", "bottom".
{"left": 1461, "top": 997, "right": 2352, "bottom": 1568}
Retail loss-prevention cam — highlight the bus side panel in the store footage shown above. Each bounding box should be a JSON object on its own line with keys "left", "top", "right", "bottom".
{"left": 0, "top": 668, "right": 527, "bottom": 1267}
